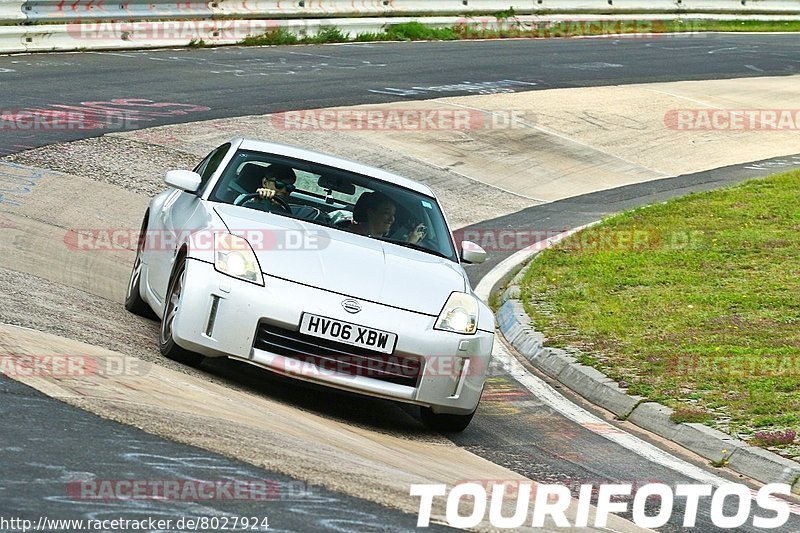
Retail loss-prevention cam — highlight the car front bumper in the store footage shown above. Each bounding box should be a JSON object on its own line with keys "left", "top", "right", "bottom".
{"left": 171, "top": 258, "right": 494, "bottom": 414}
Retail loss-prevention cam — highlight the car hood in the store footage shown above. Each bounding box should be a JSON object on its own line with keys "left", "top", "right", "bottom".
{"left": 214, "top": 205, "right": 467, "bottom": 315}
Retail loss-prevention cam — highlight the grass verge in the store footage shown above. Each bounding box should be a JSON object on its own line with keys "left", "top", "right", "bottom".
{"left": 455, "top": 19, "right": 800, "bottom": 39}
{"left": 234, "top": 19, "right": 800, "bottom": 47}
{"left": 518, "top": 170, "right": 800, "bottom": 459}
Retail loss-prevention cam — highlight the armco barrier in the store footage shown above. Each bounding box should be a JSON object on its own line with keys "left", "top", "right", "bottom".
{"left": 20, "top": 0, "right": 800, "bottom": 23}
{"left": 0, "top": 25, "right": 26, "bottom": 53}
{"left": 22, "top": 0, "right": 214, "bottom": 22}
{"left": 17, "top": 16, "right": 453, "bottom": 52}
{"left": 0, "top": 0, "right": 25, "bottom": 22}
{"left": 536, "top": 0, "right": 678, "bottom": 10}
{"left": 536, "top": 0, "right": 800, "bottom": 12}
{"left": 208, "top": 0, "right": 432, "bottom": 18}
{"left": 679, "top": 0, "right": 800, "bottom": 12}
{"left": 8, "top": 12, "right": 799, "bottom": 54}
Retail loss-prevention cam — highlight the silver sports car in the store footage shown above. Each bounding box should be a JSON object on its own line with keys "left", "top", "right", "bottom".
{"left": 125, "top": 138, "right": 494, "bottom": 431}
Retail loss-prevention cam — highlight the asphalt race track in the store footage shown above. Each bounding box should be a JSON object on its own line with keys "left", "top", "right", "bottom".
{"left": 0, "top": 34, "right": 799, "bottom": 154}
{"left": 2, "top": 34, "right": 800, "bottom": 531}
{"left": 0, "top": 376, "right": 453, "bottom": 532}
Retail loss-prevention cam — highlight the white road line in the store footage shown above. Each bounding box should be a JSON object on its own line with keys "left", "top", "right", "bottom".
{"left": 474, "top": 226, "right": 591, "bottom": 304}
{"left": 87, "top": 51, "right": 146, "bottom": 58}
{"left": 491, "top": 342, "right": 800, "bottom": 516}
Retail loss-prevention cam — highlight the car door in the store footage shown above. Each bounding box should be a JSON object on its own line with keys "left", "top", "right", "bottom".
{"left": 149, "top": 143, "right": 231, "bottom": 302}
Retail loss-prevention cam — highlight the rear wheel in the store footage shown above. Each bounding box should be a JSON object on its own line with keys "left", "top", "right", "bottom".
{"left": 420, "top": 406, "right": 476, "bottom": 433}
{"left": 124, "top": 216, "right": 156, "bottom": 319}
{"left": 159, "top": 257, "right": 204, "bottom": 367}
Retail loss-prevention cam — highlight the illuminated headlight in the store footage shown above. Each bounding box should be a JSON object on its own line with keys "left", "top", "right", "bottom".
{"left": 214, "top": 232, "right": 264, "bottom": 286}
{"left": 435, "top": 292, "right": 479, "bottom": 334}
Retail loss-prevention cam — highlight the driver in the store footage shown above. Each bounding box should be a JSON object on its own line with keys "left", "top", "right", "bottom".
{"left": 352, "top": 192, "right": 426, "bottom": 244}
{"left": 235, "top": 163, "right": 296, "bottom": 212}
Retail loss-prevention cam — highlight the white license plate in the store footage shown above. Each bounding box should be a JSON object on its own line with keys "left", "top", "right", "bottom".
{"left": 299, "top": 313, "right": 397, "bottom": 354}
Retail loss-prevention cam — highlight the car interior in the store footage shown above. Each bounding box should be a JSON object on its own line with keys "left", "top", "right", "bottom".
{"left": 208, "top": 149, "right": 455, "bottom": 261}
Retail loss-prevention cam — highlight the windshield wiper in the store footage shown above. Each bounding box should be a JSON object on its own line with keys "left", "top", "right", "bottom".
{"left": 380, "top": 238, "right": 452, "bottom": 260}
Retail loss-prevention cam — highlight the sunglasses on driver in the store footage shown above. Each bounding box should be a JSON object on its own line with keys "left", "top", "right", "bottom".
{"left": 264, "top": 176, "right": 296, "bottom": 192}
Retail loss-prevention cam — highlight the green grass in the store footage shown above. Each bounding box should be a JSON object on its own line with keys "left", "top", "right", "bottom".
{"left": 456, "top": 19, "right": 800, "bottom": 39}
{"left": 240, "top": 28, "right": 299, "bottom": 46}
{"left": 238, "top": 18, "right": 800, "bottom": 47}
{"left": 519, "top": 170, "right": 800, "bottom": 455}
{"left": 384, "top": 22, "right": 460, "bottom": 41}
{"left": 695, "top": 20, "right": 800, "bottom": 32}
{"left": 302, "top": 26, "right": 350, "bottom": 44}
{"left": 239, "top": 21, "right": 456, "bottom": 47}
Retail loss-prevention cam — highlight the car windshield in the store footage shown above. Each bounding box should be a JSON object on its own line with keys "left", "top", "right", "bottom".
{"left": 208, "top": 149, "right": 458, "bottom": 262}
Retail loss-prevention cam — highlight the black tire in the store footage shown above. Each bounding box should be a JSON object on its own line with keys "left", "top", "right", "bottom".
{"left": 124, "top": 215, "right": 157, "bottom": 319}
{"left": 420, "top": 406, "right": 476, "bottom": 433}
{"left": 159, "top": 257, "right": 204, "bottom": 367}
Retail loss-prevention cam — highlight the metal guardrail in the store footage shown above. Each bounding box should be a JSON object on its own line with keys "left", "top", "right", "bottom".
{"left": 4, "top": 12, "right": 799, "bottom": 54}
{"left": 0, "top": 26, "right": 25, "bottom": 53}
{"left": 9, "top": 0, "right": 800, "bottom": 24}
{"left": 21, "top": 0, "right": 214, "bottom": 22}
{"left": 17, "top": 0, "right": 498, "bottom": 22}
{"left": 0, "top": 0, "right": 24, "bottom": 22}
{"left": 673, "top": 0, "right": 800, "bottom": 11}
{"left": 2, "top": 1, "right": 799, "bottom": 53}
{"left": 9, "top": 16, "right": 440, "bottom": 53}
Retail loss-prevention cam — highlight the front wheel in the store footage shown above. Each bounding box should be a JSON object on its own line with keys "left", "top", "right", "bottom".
{"left": 159, "top": 258, "right": 204, "bottom": 367}
{"left": 420, "top": 406, "right": 476, "bottom": 433}
{"left": 124, "top": 217, "right": 156, "bottom": 319}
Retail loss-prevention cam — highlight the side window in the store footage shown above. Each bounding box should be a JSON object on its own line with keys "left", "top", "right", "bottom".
{"left": 193, "top": 143, "right": 231, "bottom": 194}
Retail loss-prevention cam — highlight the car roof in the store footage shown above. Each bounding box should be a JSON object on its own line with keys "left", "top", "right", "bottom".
{"left": 237, "top": 138, "right": 436, "bottom": 198}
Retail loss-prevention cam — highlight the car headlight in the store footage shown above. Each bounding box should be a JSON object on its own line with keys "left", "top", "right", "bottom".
{"left": 435, "top": 292, "right": 479, "bottom": 334}
{"left": 214, "top": 232, "right": 264, "bottom": 286}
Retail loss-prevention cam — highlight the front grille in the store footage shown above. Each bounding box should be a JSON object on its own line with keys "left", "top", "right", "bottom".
{"left": 254, "top": 322, "right": 422, "bottom": 388}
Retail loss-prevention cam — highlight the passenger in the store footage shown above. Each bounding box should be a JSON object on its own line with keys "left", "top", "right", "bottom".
{"left": 351, "top": 192, "right": 426, "bottom": 244}
{"left": 235, "top": 163, "right": 296, "bottom": 212}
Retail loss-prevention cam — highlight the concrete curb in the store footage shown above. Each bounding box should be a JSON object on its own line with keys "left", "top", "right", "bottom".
{"left": 495, "top": 262, "right": 800, "bottom": 494}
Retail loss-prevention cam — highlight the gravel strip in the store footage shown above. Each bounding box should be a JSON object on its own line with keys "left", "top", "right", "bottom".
{"left": 3, "top": 122, "right": 535, "bottom": 229}
{"left": 3, "top": 137, "right": 199, "bottom": 197}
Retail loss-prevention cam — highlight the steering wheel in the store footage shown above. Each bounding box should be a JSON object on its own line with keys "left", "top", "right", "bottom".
{"left": 234, "top": 192, "right": 291, "bottom": 213}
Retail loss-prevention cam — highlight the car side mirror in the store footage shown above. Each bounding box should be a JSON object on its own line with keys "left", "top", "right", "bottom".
{"left": 165, "top": 170, "right": 202, "bottom": 193}
{"left": 460, "top": 241, "right": 488, "bottom": 264}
